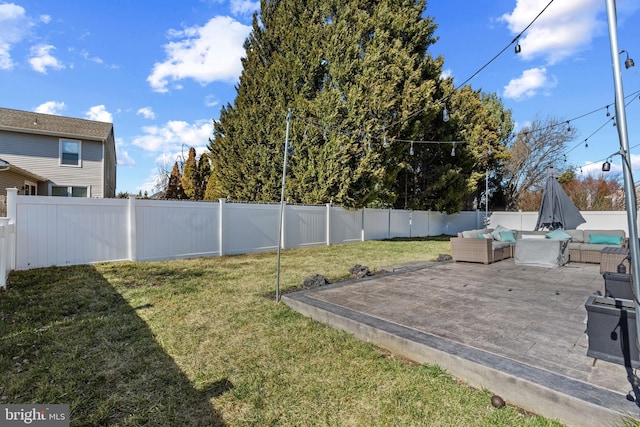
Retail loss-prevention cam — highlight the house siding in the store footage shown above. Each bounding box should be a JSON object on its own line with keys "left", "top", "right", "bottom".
{"left": 0, "top": 130, "right": 105, "bottom": 197}
{"left": 0, "top": 169, "right": 33, "bottom": 195}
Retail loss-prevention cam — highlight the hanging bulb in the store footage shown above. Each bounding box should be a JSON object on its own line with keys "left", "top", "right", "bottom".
{"left": 602, "top": 160, "right": 611, "bottom": 172}
{"left": 442, "top": 106, "right": 450, "bottom": 122}
{"left": 585, "top": 140, "right": 589, "bottom": 148}
{"left": 606, "top": 105, "right": 611, "bottom": 117}
{"left": 580, "top": 167, "right": 583, "bottom": 174}
{"left": 515, "top": 43, "right": 521, "bottom": 54}
{"left": 613, "top": 120, "right": 617, "bottom": 127}
{"left": 564, "top": 154, "right": 567, "bottom": 163}
{"left": 566, "top": 121, "right": 571, "bottom": 132}
{"left": 451, "top": 143, "right": 456, "bottom": 157}
{"left": 383, "top": 135, "right": 389, "bottom": 148}
{"left": 410, "top": 141, "right": 414, "bottom": 156}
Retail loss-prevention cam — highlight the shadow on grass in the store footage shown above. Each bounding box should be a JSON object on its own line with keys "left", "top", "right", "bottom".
{"left": 382, "top": 235, "right": 452, "bottom": 242}
{"left": 0, "top": 265, "right": 226, "bottom": 426}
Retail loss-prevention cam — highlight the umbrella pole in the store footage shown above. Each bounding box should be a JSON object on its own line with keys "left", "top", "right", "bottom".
{"left": 606, "top": 0, "right": 640, "bottom": 358}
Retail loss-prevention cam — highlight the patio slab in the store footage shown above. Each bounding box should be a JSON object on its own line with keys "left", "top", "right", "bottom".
{"left": 282, "top": 259, "right": 640, "bottom": 427}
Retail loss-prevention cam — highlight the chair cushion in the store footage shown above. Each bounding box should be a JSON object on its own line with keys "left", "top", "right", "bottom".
{"left": 546, "top": 229, "right": 572, "bottom": 240}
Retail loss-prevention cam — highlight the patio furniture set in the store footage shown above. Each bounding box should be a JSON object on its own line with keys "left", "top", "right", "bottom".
{"left": 450, "top": 226, "right": 627, "bottom": 268}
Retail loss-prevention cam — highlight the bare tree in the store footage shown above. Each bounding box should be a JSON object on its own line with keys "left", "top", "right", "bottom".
{"left": 502, "top": 116, "right": 576, "bottom": 210}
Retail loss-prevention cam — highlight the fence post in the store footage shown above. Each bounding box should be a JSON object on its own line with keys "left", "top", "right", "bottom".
{"left": 0, "top": 217, "right": 7, "bottom": 288}
{"left": 127, "top": 196, "right": 137, "bottom": 261}
{"left": 361, "top": 208, "right": 365, "bottom": 242}
{"left": 6, "top": 188, "right": 17, "bottom": 270}
{"left": 218, "top": 199, "right": 225, "bottom": 256}
{"left": 326, "top": 203, "right": 331, "bottom": 245}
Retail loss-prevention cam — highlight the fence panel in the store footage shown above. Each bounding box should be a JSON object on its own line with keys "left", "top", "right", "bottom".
{"left": 223, "top": 203, "right": 279, "bottom": 255}
{"left": 363, "top": 209, "right": 389, "bottom": 240}
{"left": 284, "top": 204, "right": 327, "bottom": 249}
{"left": 135, "top": 199, "right": 219, "bottom": 261}
{"left": 330, "top": 207, "right": 363, "bottom": 244}
{"left": 390, "top": 210, "right": 411, "bottom": 238}
{"left": 442, "top": 211, "right": 480, "bottom": 236}
{"left": 10, "top": 189, "right": 640, "bottom": 273}
{"left": 15, "top": 196, "right": 129, "bottom": 269}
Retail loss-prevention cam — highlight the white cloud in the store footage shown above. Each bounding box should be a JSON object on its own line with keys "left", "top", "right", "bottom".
{"left": 503, "top": 67, "right": 557, "bottom": 100}
{"left": 0, "top": 3, "right": 32, "bottom": 70}
{"left": 147, "top": 16, "right": 251, "bottom": 93}
{"left": 132, "top": 119, "right": 213, "bottom": 153}
{"left": 204, "top": 95, "right": 219, "bottom": 108}
{"left": 29, "top": 44, "right": 64, "bottom": 73}
{"left": 115, "top": 137, "right": 136, "bottom": 167}
{"left": 440, "top": 68, "right": 452, "bottom": 80}
{"left": 85, "top": 105, "right": 113, "bottom": 123}
{"left": 230, "top": 0, "right": 259, "bottom": 15}
{"left": 81, "top": 50, "right": 104, "bottom": 64}
{"left": 39, "top": 14, "right": 51, "bottom": 24}
{"left": 34, "top": 101, "right": 66, "bottom": 115}
{"left": 137, "top": 107, "right": 156, "bottom": 120}
{"left": 500, "top": 0, "right": 603, "bottom": 64}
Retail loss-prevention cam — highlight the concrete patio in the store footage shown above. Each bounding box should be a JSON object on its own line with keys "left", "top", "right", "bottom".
{"left": 283, "top": 259, "right": 640, "bottom": 427}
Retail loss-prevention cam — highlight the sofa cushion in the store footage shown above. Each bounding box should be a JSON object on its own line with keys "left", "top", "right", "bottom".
{"left": 521, "top": 234, "right": 546, "bottom": 240}
{"left": 492, "top": 241, "right": 511, "bottom": 250}
{"left": 461, "top": 228, "right": 490, "bottom": 238}
{"left": 564, "top": 229, "right": 584, "bottom": 243}
{"left": 589, "top": 233, "right": 623, "bottom": 245}
{"left": 580, "top": 243, "right": 614, "bottom": 252}
{"left": 478, "top": 233, "right": 493, "bottom": 239}
{"left": 516, "top": 230, "right": 547, "bottom": 239}
{"left": 546, "top": 229, "right": 572, "bottom": 240}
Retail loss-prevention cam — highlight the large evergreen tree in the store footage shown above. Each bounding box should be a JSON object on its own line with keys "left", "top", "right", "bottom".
{"left": 181, "top": 147, "right": 198, "bottom": 199}
{"left": 207, "top": 0, "right": 512, "bottom": 211}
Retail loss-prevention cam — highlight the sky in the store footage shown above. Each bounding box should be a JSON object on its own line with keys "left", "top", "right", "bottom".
{"left": 0, "top": 0, "right": 639, "bottom": 195}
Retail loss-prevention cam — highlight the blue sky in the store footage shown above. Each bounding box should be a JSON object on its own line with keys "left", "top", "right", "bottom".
{"left": 0, "top": 0, "right": 639, "bottom": 195}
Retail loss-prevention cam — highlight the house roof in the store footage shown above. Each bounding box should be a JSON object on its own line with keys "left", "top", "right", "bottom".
{"left": 0, "top": 157, "right": 47, "bottom": 181}
{"left": 0, "top": 107, "right": 113, "bottom": 142}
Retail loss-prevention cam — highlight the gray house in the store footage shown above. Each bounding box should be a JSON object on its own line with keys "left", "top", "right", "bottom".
{"left": 0, "top": 107, "right": 116, "bottom": 198}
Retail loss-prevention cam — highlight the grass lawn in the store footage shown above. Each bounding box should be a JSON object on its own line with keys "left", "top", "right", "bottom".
{"left": 0, "top": 238, "right": 563, "bottom": 426}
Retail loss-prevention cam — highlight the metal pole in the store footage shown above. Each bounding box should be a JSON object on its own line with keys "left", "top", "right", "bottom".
{"left": 276, "top": 108, "right": 292, "bottom": 304}
{"left": 485, "top": 147, "right": 491, "bottom": 226}
{"left": 605, "top": 0, "right": 640, "bottom": 349}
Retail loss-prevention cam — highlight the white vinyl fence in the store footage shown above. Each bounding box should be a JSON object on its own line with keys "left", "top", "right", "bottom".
{"left": 0, "top": 187, "right": 637, "bottom": 281}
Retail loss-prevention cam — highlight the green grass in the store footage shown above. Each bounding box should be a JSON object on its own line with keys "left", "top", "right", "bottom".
{"left": 1, "top": 239, "right": 564, "bottom": 426}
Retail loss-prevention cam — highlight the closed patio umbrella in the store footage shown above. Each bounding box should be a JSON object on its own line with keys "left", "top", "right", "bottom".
{"left": 535, "top": 169, "right": 586, "bottom": 230}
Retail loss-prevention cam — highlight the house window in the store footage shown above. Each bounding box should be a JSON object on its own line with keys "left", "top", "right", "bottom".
{"left": 51, "top": 185, "right": 89, "bottom": 197}
{"left": 23, "top": 181, "right": 37, "bottom": 195}
{"left": 60, "top": 139, "right": 81, "bottom": 166}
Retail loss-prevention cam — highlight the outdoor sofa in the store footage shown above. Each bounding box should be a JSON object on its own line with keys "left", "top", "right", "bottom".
{"left": 450, "top": 227, "right": 626, "bottom": 265}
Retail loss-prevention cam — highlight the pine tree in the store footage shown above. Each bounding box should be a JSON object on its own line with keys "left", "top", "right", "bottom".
{"left": 165, "top": 161, "right": 186, "bottom": 199}
{"left": 207, "top": 0, "right": 512, "bottom": 211}
{"left": 196, "top": 152, "right": 211, "bottom": 200}
{"left": 181, "top": 147, "right": 198, "bottom": 199}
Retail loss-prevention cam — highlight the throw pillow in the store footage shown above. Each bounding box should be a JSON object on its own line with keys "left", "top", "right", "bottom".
{"left": 498, "top": 230, "right": 516, "bottom": 243}
{"left": 491, "top": 224, "right": 510, "bottom": 241}
{"left": 589, "top": 234, "right": 623, "bottom": 245}
{"left": 477, "top": 233, "right": 493, "bottom": 239}
{"left": 546, "top": 229, "right": 572, "bottom": 240}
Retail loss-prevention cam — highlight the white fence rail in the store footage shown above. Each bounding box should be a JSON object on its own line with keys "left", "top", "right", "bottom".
{"left": 1, "top": 187, "right": 638, "bottom": 276}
